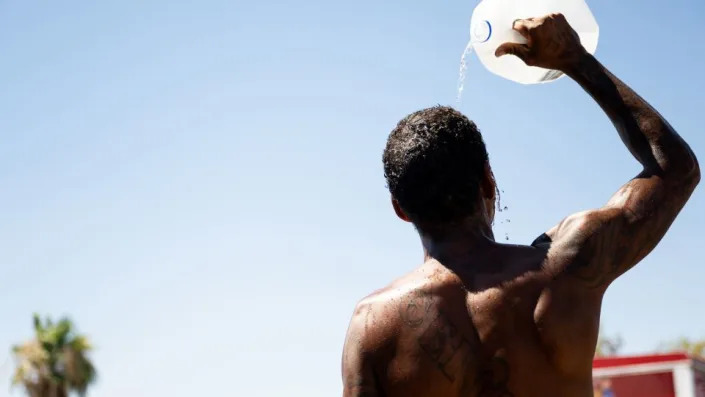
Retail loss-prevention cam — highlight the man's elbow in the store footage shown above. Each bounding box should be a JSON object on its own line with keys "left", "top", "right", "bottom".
{"left": 667, "top": 145, "right": 700, "bottom": 188}
{"left": 685, "top": 150, "right": 700, "bottom": 188}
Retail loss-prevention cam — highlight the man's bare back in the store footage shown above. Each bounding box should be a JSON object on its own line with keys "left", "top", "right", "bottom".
{"left": 344, "top": 237, "right": 603, "bottom": 397}
{"left": 343, "top": 14, "right": 699, "bottom": 397}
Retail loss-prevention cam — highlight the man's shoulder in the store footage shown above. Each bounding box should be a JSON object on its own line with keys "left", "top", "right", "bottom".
{"left": 344, "top": 280, "right": 408, "bottom": 356}
{"left": 347, "top": 267, "right": 460, "bottom": 347}
{"left": 351, "top": 273, "right": 427, "bottom": 330}
{"left": 342, "top": 269, "right": 451, "bottom": 395}
{"left": 356, "top": 266, "right": 456, "bottom": 312}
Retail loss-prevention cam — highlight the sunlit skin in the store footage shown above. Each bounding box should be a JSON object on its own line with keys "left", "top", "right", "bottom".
{"left": 342, "top": 14, "right": 700, "bottom": 397}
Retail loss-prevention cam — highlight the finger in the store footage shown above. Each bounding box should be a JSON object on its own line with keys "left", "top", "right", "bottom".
{"left": 550, "top": 13, "right": 567, "bottom": 22}
{"left": 495, "top": 42, "right": 531, "bottom": 63}
{"left": 512, "top": 19, "right": 531, "bottom": 38}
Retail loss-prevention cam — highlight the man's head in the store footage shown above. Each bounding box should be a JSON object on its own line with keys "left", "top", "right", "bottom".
{"left": 383, "top": 106, "right": 496, "bottom": 234}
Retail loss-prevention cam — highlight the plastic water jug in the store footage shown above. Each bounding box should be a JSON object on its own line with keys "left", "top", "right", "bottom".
{"left": 469, "top": 0, "right": 599, "bottom": 84}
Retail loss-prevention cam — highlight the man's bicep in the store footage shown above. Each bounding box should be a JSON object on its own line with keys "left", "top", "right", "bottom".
{"left": 549, "top": 170, "right": 695, "bottom": 290}
{"left": 551, "top": 208, "right": 633, "bottom": 290}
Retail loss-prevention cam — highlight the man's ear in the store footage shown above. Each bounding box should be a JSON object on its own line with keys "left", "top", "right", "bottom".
{"left": 392, "top": 198, "right": 412, "bottom": 223}
{"left": 481, "top": 162, "right": 497, "bottom": 224}
{"left": 481, "top": 162, "right": 497, "bottom": 201}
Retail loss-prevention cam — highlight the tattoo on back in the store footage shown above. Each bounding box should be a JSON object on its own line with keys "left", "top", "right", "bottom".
{"left": 400, "top": 294, "right": 473, "bottom": 382}
{"left": 399, "top": 294, "right": 513, "bottom": 396}
{"left": 477, "top": 357, "right": 514, "bottom": 397}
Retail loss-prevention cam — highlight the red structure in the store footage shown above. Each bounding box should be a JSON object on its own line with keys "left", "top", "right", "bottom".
{"left": 593, "top": 353, "right": 705, "bottom": 397}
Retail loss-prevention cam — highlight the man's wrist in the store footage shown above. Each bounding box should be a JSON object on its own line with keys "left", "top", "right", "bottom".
{"left": 562, "top": 51, "right": 597, "bottom": 78}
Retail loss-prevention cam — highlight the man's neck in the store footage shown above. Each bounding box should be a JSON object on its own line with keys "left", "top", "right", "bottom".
{"left": 420, "top": 219, "right": 496, "bottom": 266}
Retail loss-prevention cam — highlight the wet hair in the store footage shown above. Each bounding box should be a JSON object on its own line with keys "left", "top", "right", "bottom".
{"left": 383, "top": 106, "right": 489, "bottom": 226}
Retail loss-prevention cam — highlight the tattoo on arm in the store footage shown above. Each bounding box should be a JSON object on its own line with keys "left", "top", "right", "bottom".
{"left": 549, "top": 54, "right": 700, "bottom": 289}
{"left": 566, "top": 219, "right": 630, "bottom": 289}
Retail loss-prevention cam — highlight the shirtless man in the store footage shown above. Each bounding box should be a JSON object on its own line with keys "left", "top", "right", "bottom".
{"left": 341, "top": 14, "right": 700, "bottom": 397}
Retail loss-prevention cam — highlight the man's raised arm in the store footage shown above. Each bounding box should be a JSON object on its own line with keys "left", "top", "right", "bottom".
{"left": 498, "top": 14, "right": 700, "bottom": 290}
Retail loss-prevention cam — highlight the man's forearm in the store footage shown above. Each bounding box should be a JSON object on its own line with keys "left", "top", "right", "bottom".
{"left": 565, "top": 54, "right": 699, "bottom": 178}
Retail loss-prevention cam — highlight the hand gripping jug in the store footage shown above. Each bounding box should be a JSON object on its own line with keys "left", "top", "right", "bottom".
{"left": 469, "top": 0, "right": 599, "bottom": 84}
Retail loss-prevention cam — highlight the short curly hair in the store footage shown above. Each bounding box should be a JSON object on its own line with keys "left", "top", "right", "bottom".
{"left": 383, "top": 106, "right": 489, "bottom": 226}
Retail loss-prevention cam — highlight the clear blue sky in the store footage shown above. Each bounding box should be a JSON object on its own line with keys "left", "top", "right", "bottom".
{"left": 0, "top": 0, "right": 703, "bottom": 396}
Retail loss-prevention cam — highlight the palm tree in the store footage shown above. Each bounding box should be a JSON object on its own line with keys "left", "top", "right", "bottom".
{"left": 12, "top": 315, "right": 96, "bottom": 397}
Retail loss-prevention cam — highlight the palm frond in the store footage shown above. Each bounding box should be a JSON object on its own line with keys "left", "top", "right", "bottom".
{"left": 11, "top": 315, "right": 97, "bottom": 397}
